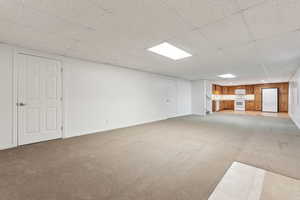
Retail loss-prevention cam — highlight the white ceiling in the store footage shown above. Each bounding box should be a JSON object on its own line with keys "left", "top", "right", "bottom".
{"left": 0, "top": 0, "right": 299, "bottom": 84}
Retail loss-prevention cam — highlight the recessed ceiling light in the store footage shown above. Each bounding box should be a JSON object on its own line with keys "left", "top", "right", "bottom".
{"left": 148, "top": 42, "right": 192, "bottom": 60}
{"left": 218, "top": 74, "right": 236, "bottom": 79}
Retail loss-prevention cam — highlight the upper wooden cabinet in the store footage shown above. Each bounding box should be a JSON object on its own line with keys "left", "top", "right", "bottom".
{"left": 214, "top": 85, "right": 254, "bottom": 95}
{"left": 213, "top": 84, "right": 222, "bottom": 95}
{"left": 246, "top": 85, "right": 254, "bottom": 94}
{"left": 228, "top": 87, "right": 235, "bottom": 95}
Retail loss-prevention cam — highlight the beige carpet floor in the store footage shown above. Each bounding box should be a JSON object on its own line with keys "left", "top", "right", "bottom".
{"left": 1, "top": 113, "right": 300, "bottom": 200}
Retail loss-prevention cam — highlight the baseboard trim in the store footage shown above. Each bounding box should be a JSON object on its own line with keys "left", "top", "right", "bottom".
{"left": 174, "top": 113, "right": 192, "bottom": 118}
{"left": 191, "top": 112, "right": 206, "bottom": 116}
{"left": 64, "top": 116, "right": 172, "bottom": 139}
{"left": 0, "top": 144, "right": 17, "bottom": 151}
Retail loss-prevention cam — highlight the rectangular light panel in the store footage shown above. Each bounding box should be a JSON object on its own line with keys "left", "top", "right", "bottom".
{"left": 218, "top": 74, "right": 236, "bottom": 79}
{"left": 148, "top": 42, "right": 192, "bottom": 60}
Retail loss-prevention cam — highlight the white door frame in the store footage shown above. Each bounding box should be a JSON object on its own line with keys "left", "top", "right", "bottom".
{"left": 13, "top": 49, "right": 65, "bottom": 146}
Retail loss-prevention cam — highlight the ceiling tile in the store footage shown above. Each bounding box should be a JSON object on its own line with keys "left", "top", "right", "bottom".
{"left": 168, "top": 30, "right": 218, "bottom": 56}
{"left": 66, "top": 41, "right": 122, "bottom": 64}
{"left": 63, "top": 2, "right": 106, "bottom": 29}
{"left": 221, "top": 42, "right": 262, "bottom": 67}
{"left": 0, "top": 0, "right": 23, "bottom": 22}
{"left": 0, "top": 19, "right": 73, "bottom": 55}
{"left": 200, "top": 14, "right": 251, "bottom": 48}
{"left": 265, "top": 62, "right": 299, "bottom": 78}
{"left": 20, "top": 8, "right": 71, "bottom": 33}
{"left": 277, "top": 0, "right": 300, "bottom": 32}
{"left": 236, "top": 0, "right": 266, "bottom": 10}
{"left": 256, "top": 30, "right": 300, "bottom": 64}
{"left": 94, "top": 0, "right": 135, "bottom": 13}
{"left": 163, "top": 0, "right": 240, "bottom": 27}
{"left": 77, "top": 1, "right": 193, "bottom": 51}
{"left": 18, "top": 6, "right": 98, "bottom": 41}
{"left": 24, "top": 0, "right": 105, "bottom": 23}
{"left": 243, "top": 0, "right": 299, "bottom": 40}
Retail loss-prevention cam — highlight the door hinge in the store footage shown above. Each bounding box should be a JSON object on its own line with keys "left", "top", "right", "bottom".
{"left": 60, "top": 97, "right": 63, "bottom": 101}
{"left": 61, "top": 126, "right": 63, "bottom": 131}
{"left": 61, "top": 68, "right": 63, "bottom": 73}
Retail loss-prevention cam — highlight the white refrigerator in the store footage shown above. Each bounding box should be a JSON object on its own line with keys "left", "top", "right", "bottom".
{"left": 262, "top": 88, "right": 278, "bottom": 112}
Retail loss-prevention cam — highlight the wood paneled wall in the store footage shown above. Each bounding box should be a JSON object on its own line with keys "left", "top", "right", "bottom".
{"left": 212, "top": 82, "right": 289, "bottom": 112}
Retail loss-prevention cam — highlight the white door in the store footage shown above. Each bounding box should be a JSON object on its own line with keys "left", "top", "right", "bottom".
{"left": 166, "top": 84, "right": 177, "bottom": 118}
{"left": 17, "top": 54, "right": 63, "bottom": 145}
{"left": 262, "top": 88, "right": 278, "bottom": 112}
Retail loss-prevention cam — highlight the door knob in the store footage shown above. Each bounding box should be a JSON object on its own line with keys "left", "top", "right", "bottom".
{"left": 17, "top": 102, "right": 26, "bottom": 106}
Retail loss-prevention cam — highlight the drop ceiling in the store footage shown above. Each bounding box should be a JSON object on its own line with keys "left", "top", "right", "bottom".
{"left": 0, "top": 0, "right": 299, "bottom": 83}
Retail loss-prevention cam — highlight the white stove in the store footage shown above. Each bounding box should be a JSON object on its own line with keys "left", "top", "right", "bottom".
{"left": 235, "top": 100, "right": 245, "bottom": 111}
{"left": 235, "top": 89, "right": 246, "bottom": 111}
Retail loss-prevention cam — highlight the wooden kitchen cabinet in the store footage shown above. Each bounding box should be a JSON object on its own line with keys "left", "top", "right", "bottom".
{"left": 223, "top": 100, "right": 234, "bottom": 110}
{"left": 245, "top": 101, "right": 255, "bottom": 111}
{"left": 246, "top": 85, "right": 254, "bottom": 94}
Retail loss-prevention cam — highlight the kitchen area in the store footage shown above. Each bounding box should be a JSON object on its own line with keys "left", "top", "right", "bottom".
{"left": 212, "top": 83, "right": 289, "bottom": 115}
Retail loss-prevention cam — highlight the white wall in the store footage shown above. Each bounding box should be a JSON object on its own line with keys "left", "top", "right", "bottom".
{"left": 0, "top": 43, "right": 192, "bottom": 149}
{"left": 177, "top": 79, "right": 192, "bottom": 116}
{"left": 192, "top": 80, "right": 206, "bottom": 115}
{"left": 63, "top": 58, "right": 191, "bottom": 138}
{"left": 289, "top": 67, "right": 300, "bottom": 128}
{"left": 191, "top": 80, "right": 212, "bottom": 115}
{"left": 0, "top": 44, "right": 14, "bottom": 149}
{"left": 205, "top": 80, "right": 213, "bottom": 113}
